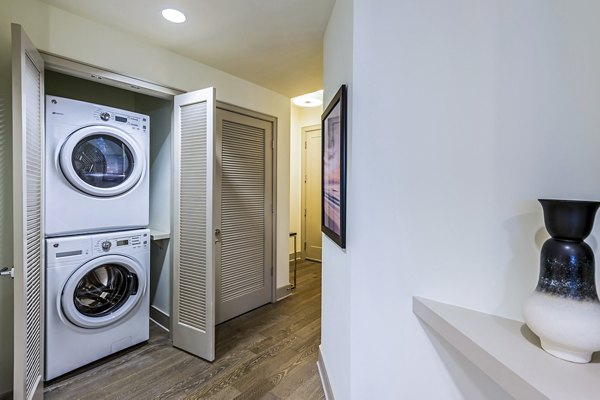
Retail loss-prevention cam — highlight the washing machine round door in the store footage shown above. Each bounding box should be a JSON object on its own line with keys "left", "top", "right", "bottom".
{"left": 59, "top": 125, "right": 145, "bottom": 197}
{"left": 61, "top": 255, "right": 146, "bottom": 329}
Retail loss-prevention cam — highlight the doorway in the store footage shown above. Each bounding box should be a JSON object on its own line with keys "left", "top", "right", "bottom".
{"left": 301, "top": 125, "right": 322, "bottom": 262}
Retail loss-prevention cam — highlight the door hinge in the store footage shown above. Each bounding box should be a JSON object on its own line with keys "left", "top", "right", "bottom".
{"left": 304, "top": 242, "right": 307, "bottom": 251}
{"left": 272, "top": 139, "right": 275, "bottom": 149}
{"left": 304, "top": 209, "right": 307, "bottom": 217}
{"left": 304, "top": 141, "right": 307, "bottom": 149}
{"left": 0, "top": 267, "right": 14, "bottom": 279}
{"left": 304, "top": 175, "right": 307, "bottom": 184}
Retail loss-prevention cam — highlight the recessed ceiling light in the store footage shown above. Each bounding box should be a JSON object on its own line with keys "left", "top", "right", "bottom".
{"left": 162, "top": 9, "right": 186, "bottom": 23}
{"left": 293, "top": 98, "right": 321, "bottom": 107}
{"left": 292, "top": 90, "right": 324, "bottom": 108}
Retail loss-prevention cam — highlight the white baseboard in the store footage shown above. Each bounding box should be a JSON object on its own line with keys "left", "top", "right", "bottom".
{"left": 317, "top": 346, "right": 335, "bottom": 400}
{"left": 276, "top": 284, "right": 292, "bottom": 300}
{"left": 289, "top": 251, "right": 301, "bottom": 262}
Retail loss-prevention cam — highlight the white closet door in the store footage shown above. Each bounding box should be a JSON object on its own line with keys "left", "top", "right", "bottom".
{"left": 11, "top": 24, "right": 45, "bottom": 400}
{"left": 215, "top": 109, "right": 273, "bottom": 324}
{"left": 172, "top": 87, "right": 218, "bottom": 361}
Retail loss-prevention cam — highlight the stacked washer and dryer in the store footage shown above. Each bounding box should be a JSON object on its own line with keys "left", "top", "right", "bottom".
{"left": 44, "top": 96, "right": 151, "bottom": 380}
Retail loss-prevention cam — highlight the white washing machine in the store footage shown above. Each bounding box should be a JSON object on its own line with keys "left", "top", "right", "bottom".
{"left": 45, "top": 229, "right": 150, "bottom": 381}
{"left": 45, "top": 96, "right": 150, "bottom": 237}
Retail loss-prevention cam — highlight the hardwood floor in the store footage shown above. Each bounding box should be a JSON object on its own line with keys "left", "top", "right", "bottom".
{"left": 44, "top": 261, "right": 323, "bottom": 400}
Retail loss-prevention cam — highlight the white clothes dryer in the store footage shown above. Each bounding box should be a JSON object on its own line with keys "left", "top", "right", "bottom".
{"left": 45, "top": 229, "right": 150, "bottom": 381}
{"left": 45, "top": 96, "right": 150, "bottom": 237}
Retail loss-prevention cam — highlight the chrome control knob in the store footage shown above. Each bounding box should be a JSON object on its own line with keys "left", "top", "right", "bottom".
{"left": 100, "top": 112, "right": 110, "bottom": 121}
{"left": 101, "top": 241, "right": 111, "bottom": 251}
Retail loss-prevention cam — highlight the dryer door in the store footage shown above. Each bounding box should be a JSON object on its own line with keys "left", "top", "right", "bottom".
{"left": 61, "top": 254, "right": 146, "bottom": 329}
{"left": 60, "top": 125, "right": 145, "bottom": 197}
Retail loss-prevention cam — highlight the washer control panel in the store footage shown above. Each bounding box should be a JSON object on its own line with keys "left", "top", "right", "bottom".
{"left": 93, "top": 108, "right": 148, "bottom": 133}
{"left": 93, "top": 232, "right": 148, "bottom": 255}
{"left": 46, "top": 229, "right": 150, "bottom": 267}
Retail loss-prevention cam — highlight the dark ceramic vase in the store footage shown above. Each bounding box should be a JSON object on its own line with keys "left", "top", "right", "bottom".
{"left": 524, "top": 199, "right": 600, "bottom": 363}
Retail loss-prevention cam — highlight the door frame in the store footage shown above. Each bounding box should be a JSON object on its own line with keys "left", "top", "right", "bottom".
{"left": 301, "top": 124, "right": 321, "bottom": 261}
{"left": 37, "top": 52, "right": 280, "bottom": 310}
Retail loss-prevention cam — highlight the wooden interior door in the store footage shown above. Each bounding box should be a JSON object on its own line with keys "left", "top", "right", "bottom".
{"left": 11, "top": 23, "right": 45, "bottom": 400}
{"left": 172, "top": 87, "right": 218, "bottom": 361}
{"left": 302, "top": 126, "right": 322, "bottom": 262}
{"left": 215, "top": 107, "right": 273, "bottom": 324}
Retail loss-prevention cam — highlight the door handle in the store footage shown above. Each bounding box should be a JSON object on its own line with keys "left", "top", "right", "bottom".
{"left": 215, "top": 229, "right": 221, "bottom": 244}
{"left": 0, "top": 267, "right": 14, "bottom": 279}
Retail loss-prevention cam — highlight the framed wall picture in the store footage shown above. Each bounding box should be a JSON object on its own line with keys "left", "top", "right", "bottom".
{"left": 321, "top": 84, "right": 347, "bottom": 248}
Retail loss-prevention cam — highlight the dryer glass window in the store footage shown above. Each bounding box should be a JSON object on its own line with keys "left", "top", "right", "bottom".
{"left": 71, "top": 135, "right": 134, "bottom": 188}
{"left": 73, "top": 264, "right": 135, "bottom": 317}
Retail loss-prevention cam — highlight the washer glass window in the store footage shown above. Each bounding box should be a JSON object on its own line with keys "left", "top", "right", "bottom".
{"left": 73, "top": 264, "right": 136, "bottom": 317}
{"left": 71, "top": 134, "right": 134, "bottom": 189}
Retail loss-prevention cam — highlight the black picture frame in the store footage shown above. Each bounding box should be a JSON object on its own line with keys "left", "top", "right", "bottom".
{"left": 321, "top": 84, "right": 347, "bottom": 249}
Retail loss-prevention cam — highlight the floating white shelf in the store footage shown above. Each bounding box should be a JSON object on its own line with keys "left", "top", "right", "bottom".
{"left": 150, "top": 230, "right": 170, "bottom": 241}
{"left": 413, "top": 296, "right": 600, "bottom": 400}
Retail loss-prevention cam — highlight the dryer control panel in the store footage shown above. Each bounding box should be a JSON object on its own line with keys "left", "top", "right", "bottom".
{"left": 45, "top": 95, "right": 149, "bottom": 135}
{"left": 93, "top": 109, "right": 149, "bottom": 134}
{"left": 93, "top": 232, "right": 148, "bottom": 255}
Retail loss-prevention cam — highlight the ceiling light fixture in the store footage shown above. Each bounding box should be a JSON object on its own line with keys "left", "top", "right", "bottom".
{"left": 162, "top": 9, "right": 186, "bottom": 23}
{"left": 292, "top": 90, "right": 323, "bottom": 108}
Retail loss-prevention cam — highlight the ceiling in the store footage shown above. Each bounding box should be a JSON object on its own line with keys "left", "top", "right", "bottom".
{"left": 40, "top": 0, "right": 335, "bottom": 97}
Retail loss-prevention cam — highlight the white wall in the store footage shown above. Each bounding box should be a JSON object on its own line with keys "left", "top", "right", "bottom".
{"left": 0, "top": 0, "right": 292, "bottom": 392}
{"left": 322, "top": 0, "right": 600, "bottom": 398}
{"left": 320, "top": 0, "right": 353, "bottom": 398}
{"left": 289, "top": 104, "right": 322, "bottom": 255}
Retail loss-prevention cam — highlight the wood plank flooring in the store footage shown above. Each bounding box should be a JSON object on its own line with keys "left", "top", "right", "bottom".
{"left": 44, "top": 261, "right": 323, "bottom": 400}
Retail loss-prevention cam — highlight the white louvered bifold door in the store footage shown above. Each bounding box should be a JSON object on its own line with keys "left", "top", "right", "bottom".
{"left": 11, "top": 24, "right": 45, "bottom": 400}
{"left": 172, "top": 87, "right": 217, "bottom": 361}
{"left": 215, "top": 109, "right": 273, "bottom": 324}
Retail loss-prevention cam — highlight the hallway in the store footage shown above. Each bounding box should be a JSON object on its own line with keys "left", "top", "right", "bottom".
{"left": 44, "top": 261, "right": 323, "bottom": 399}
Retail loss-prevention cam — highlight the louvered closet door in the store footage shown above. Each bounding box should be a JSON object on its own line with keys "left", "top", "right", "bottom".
{"left": 172, "top": 88, "right": 217, "bottom": 361}
{"left": 11, "top": 24, "right": 45, "bottom": 400}
{"left": 215, "top": 108, "right": 273, "bottom": 324}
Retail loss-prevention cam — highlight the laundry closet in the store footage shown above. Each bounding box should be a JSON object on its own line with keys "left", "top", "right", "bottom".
{"left": 10, "top": 23, "right": 281, "bottom": 398}
{"left": 37, "top": 57, "right": 276, "bottom": 378}
{"left": 45, "top": 69, "right": 174, "bottom": 330}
